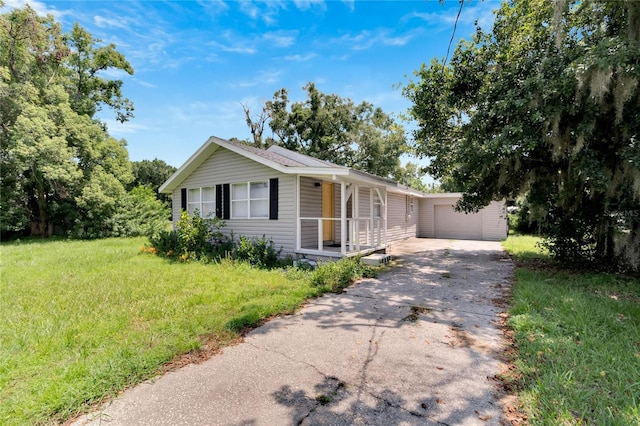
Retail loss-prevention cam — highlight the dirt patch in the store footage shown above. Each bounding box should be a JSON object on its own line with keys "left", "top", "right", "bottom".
{"left": 491, "top": 275, "right": 529, "bottom": 425}
{"left": 444, "top": 326, "right": 495, "bottom": 354}
{"left": 402, "top": 305, "right": 432, "bottom": 322}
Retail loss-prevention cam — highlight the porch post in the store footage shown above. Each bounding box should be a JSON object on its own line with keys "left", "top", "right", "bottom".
{"left": 354, "top": 184, "right": 359, "bottom": 251}
{"left": 370, "top": 188, "right": 375, "bottom": 247}
{"left": 340, "top": 181, "right": 346, "bottom": 255}
{"left": 295, "top": 175, "right": 301, "bottom": 251}
{"left": 383, "top": 189, "right": 388, "bottom": 247}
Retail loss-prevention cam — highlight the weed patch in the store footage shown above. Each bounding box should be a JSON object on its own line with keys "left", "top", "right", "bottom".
{"left": 310, "top": 257, "right": 376, "bottom": 293}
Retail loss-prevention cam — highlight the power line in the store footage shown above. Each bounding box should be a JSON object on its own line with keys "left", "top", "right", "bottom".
{"left": 443, "top": 0, "right": 464, "bottom": 72}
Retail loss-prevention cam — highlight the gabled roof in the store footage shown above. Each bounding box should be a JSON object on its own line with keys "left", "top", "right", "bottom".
{"left": 159, "top": 135, "right": 427, "bottom": 197}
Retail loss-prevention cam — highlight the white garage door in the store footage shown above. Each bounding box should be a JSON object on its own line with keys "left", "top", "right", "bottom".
{"left": 434, "top": 205, "right": 483, "bottom": 240}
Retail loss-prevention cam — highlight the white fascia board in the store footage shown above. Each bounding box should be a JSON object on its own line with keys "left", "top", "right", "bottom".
{"left": 389, "top": 186, "right": 431, "bottom": 197}
{"left": 423, "top": 192, "right": 464, "bottom": 198}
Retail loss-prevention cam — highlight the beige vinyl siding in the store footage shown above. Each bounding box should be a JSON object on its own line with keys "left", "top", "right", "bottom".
{"left": 434, "top": 205, "right": 483, "bottom": 239}
{"left": 299, "top": 177, "right": 322, "bottom": 250}
{"left": 418, "top": 197, "right": 431, "bottom": 238}
{"left": 418, "top": 196, "right": 465, "bottom": 238}
{"left": 482, "top": 201, "right": 508, "bottom": 241}
{"left": 417, "top": 196, "right": 507, "bottom": 241}
{"left": 172, "top": 147, "right": 297, "bottom": 254}
{"left": 386, "top": 192, "right": 418, "bottom": 242}
{"left": 356, "top": 186, "right": 371, "bottom": 243}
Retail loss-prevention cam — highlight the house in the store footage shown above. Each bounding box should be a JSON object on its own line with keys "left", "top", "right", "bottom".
{"left": 159, "top": 136, "right": 507, "bottom": 259}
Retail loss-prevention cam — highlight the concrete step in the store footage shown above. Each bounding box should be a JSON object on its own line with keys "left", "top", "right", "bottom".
{"left": 361, "top": 253, "right": 391, "bottom": 266}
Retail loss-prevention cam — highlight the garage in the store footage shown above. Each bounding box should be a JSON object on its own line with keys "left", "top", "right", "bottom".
{"left": 434, "top": 205, "right": 483, "bottom": 240}
{"left": 418, "top": 195, "right": 508, "bottom": 241}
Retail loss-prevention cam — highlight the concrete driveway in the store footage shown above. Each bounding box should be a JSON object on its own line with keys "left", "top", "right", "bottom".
{"left": 74, "top": 238, "right": 513, "bottom": 426}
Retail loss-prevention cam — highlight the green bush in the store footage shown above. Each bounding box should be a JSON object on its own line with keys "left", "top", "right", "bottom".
{"left": 311, "top": 257, "right": 376, "bottom": 292}
{"left": 109, "top": 186, "right": 170, "bottom": 238}
{"left": 149, "top": 210, "right": 228, "bottom": 261}
{"left": 232, "top": 235, "right": 282, "bottom": 268}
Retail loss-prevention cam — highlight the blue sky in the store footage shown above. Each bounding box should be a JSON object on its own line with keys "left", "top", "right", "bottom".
{"left": 5, "top": 0, "right": 498, "bottom": 169}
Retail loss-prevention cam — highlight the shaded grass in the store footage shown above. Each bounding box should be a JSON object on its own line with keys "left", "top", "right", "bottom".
{"left": 0, "top": 238, "right": 321, "bottom": 425}
{"left": 503, "top": 236, "right": 640, "bottom": 424}
{"left": 502, "top": 234, "right": 548, "bottom": 261}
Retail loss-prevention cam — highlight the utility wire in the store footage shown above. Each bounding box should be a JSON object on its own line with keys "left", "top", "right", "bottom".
{"left": 443, "top": 0, "right": 464, "bottom": 72}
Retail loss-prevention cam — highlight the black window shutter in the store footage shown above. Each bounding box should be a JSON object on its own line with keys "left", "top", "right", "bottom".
{"left": 269, "top": 178, "right": 279, "bottom": 220}
{"left": 181, "top": 188, "right": 187, "bottom": 211}
{"left": 223, "top": 183, "right": 230, "bottom": 220}
{"left": 215, "top": 184, "right": 223, "bottom": 218}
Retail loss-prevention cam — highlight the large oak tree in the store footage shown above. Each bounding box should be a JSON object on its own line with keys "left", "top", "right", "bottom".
{"left": 248, "top": 83, "right": 408, "bottom": 179}
{"left": 403, "top": 0, "right": 640, "bottom": 270}
{"left": 1, "top": 5, "right": 134, "bottom": 237}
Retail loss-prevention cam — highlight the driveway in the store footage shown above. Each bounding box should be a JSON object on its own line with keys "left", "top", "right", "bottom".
{"left": 74, "top": 238, "right": 513, "bottom": 425}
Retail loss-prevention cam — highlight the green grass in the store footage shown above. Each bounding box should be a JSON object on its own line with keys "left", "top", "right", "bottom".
{"left": 0, "top": 237, "right": 322, "bottom": 425}
{"left": 502, "top": 234, "right": 549, "bottom": 261}
{"left": 502, "top": 235, "right": 640, "bottom": 424}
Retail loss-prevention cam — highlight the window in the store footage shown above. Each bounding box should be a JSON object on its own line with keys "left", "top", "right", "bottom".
{"left": 232, "top": 181, "right": 269, "bottom": 219}
{"left": 373, "top": 193, "right": 382, "bottom": 218}
{"left": 408, "top": 196, "right": 414, "bottom": 215}
{"left": 187, "top": 187, "right": 215, "bottom": 217}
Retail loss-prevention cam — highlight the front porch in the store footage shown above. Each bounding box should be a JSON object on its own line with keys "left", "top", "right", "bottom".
{"left": 295, "top": 176, "right": 387, "bottom": 258}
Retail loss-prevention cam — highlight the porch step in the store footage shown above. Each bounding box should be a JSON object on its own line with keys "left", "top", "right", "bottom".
{"left": 361, "top": 253, "right": 391, "bottom": 266}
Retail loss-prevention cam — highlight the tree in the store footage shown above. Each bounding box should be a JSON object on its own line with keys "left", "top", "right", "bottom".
{"left": 255, "top": 83, "right": 407, "bottom": 178}
{"left": 0, "top": 5, "right": 134, "bottom": 238}
{"left": 241, "top": 102, "right": 268, "bottom": 148}
{"left": 403, "top": 0, "right": 640, "bottom": 270}
{"left": 130, "top": 159, "right": 177, "bottom": 204}
{"left": 393, "top": 162, "right": 430, "bottom": 192}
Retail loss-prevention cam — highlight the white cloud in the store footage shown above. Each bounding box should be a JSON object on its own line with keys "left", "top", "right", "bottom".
{"left": 238, "top": 1, "right": 283, "bottom": 25}
{"left": 282, "top": 53, "right": 317, "bottom": 62}
{"left": 335, "top": 28, "right": 416, "bottom": 51}
{"left": 263, "top": 30, "right": 298, "bottom": 48}
{"left": 93, "top": 15, "right": 132, "bottom": 30}
{"left": 102, "top": 118, "right": 148, "bottom": 136}
{"left": 229, "top": 70, "right": 282, "bottom": 88}
{"left": 2, "top": 0, "right": 68, "bottom": 18}
{"left": 209, "top": 31, "right": 258, "bottom": 54}
{"left": 132, "top": 78, "right": 157, "bottom": 89}
{"left": 196, "top": 0, "right": 228, "bottom": 16}
{"left": 406, "top": 2, "right": 497, "bottom": 32}
{"left": 293, "top": 0, "right": 326, "bottom": 12}
{"left": 342, "top": 0, "right": 355, "bottom": 13}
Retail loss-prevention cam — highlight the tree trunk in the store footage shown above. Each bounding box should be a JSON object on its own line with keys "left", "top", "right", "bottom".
{"left": 30, "top": 172, "right": 49, "bottom": 237}
{"left": 594, "top": 216, "right": 616, "bottom": 268}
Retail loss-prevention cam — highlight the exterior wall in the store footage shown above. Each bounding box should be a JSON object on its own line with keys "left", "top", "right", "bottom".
{"left": 386, "top": 192, "right": 419, "bottom": 243}
{"left": 171, "top": 147, "right": 297, "bottom": 254}
{"left": 299, "top": 176, "right": 322, "bottom": 249}
{"left": 418, "top": 196, "right": 507, "bottom": 241}
{"left": 334, "top": 183, "right": 343, "bottom": 244}
{"left": 482, "top": 201, "right": 509, "bottom": 241}
{"left": 357, "top": 186, "right": 371, "bottom": 243}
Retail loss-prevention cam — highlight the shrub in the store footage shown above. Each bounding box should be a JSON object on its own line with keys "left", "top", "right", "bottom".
{"left": 232, "top": 235, "right": 282, "bottom": 268}
{"left": 148, "top": 210, "right": 227, "bottom": 261}
{"left": 311, "top": 257, "right": 375, "bottom": 292}
{"left": 109, "top": 186, "right": 170, "bottom": 238}
{"left": 148, "top": 228, "right": 180, "bottom": 255}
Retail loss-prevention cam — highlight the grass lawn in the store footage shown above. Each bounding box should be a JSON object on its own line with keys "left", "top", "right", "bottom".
{"left": 502, "top": 235, "right": 640, "bottom": 424}
{"left": 0, "top": 237, "right": 322, "bottom": 425}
